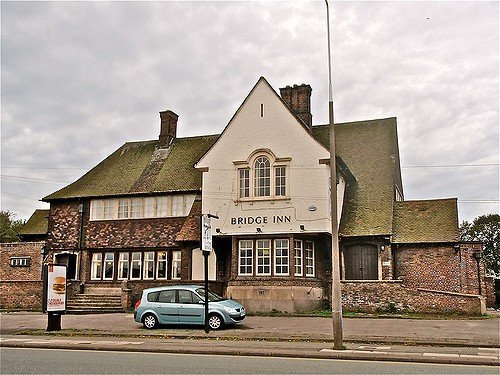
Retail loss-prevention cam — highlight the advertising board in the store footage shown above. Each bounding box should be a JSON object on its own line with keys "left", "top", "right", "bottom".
{"left": 43, "top": 264, "right": 67, "bottom": 313}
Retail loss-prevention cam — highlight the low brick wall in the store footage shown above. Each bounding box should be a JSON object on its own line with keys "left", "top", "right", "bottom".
{"left": 341, "top": 281, "right": 485, "bottom": 315}
{"left": 0, "top": 280, "right": 43, "bottom": 310}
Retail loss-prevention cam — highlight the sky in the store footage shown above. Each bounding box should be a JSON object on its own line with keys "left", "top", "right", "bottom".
{"left": 1, "top": 1, "right": 499, "bottom": 224}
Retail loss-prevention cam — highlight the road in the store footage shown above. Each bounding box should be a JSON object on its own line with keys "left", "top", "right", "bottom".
{"left": 1, "top": 348, "right": 497, "bottom": 374}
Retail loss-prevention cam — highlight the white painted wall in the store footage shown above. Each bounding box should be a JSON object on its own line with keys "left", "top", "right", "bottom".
{"left": 191, "top": 248, "right": 216, "bottom": 281}
{"left": 197, "top": 78, "right": 344, "bottom": 236}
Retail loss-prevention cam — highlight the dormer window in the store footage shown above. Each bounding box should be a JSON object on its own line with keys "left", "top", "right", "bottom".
{"left": 235, "top": 150, "right": 290, "bottom": 201}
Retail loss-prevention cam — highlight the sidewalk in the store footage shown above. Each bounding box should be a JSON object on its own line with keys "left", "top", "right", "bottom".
{"left": 1, "top": 312, "right": 499, "bottom": 366}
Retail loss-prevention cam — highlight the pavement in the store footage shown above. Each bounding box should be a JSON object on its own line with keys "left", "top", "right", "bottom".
{"left": 1, "top": 311, "right": 499, "bottom": 366}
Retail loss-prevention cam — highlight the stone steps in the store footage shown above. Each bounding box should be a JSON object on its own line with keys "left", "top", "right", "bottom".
{"left": 66, "top": 290, "right": 124, "bottom": 314}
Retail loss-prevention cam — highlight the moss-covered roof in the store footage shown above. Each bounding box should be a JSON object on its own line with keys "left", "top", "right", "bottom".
{"left": 18, "top": 209, "right": 49, "bottom": 235}
{"left": 312, "top": 118, "right": 400, "bottom": 237}
{"left": 44, "top": 135, "right": 218, "bottom": 201}
{"left": 392, "top": 199, "right": 460, "bottom": 243}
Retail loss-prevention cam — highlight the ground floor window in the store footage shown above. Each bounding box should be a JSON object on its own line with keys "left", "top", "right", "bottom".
{"left": 293, "top": 239, "right": 315, "bottom": 277}
{"left": 238, "top": 238, "right": 314, "bottom": 277}
{"left": 89, "top": 250, "right": 182, "bottom": 281}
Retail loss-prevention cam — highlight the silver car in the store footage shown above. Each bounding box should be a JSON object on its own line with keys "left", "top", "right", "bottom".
{"left": 134, "top": 285, "right": 246, "bottom": 330}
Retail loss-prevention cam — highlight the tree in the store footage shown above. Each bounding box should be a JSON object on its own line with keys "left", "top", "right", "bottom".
{"left": 460, "top": 214, "right": 500, "bottom": 277}
{"left": 0, "top": 211, "right": 25, "bottom": 243}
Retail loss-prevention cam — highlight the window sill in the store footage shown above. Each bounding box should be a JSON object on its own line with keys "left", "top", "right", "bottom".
{"left": 235, "top": 196, "right": 291, "bottom": 204}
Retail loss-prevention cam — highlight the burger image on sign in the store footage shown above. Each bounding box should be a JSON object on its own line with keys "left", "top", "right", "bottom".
{"left": 52, "top": 276, "right": 66, "bottom": 294}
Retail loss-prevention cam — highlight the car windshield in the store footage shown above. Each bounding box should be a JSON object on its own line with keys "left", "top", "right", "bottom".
{"left": 195, "top": 288, "right": 225, "bottom": 302}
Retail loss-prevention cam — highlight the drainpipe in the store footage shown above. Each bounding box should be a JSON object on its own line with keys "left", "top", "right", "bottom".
{"left": 472, "top": 252, "right": 483, "bottom": 296}
{"left": 78, "top": 202, "right": 85, "bottom": 287}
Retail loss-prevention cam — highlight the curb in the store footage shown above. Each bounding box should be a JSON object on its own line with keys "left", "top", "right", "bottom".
{"left": 1, "top": 338, "right": 498, "bottom": 367}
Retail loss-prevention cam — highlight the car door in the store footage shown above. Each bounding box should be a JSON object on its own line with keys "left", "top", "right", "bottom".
{"left": 177, "top": 289, "right": 204, "bottom": 324}
{"left": 156, "top": 289, "right": 179, "bottom": 324}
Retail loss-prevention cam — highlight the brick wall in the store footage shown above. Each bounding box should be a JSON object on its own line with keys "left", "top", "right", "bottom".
{"left": 47, "top": 201, "right": 81, "bottom": 250}
{"left": 395, "top": 243, "right": 488, "bottom": 300}
{"left": 0, "top": 242, "right": 44, "bottom": 281}
{"left": 341, "top": 281, "right": 484, "bottom": 315}
{"left": 85, "top": 217, "right": 186, "bottom": 248}
{"left": 0, "top": 281, "right": 43, "bottom": 310}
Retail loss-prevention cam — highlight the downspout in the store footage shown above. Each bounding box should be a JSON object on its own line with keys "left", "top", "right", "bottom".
{"left": 77, "top": 202, "right": 85, "bottom": 286}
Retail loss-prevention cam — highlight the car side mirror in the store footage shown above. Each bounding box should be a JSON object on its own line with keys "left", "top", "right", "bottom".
{"left": 198, "top": 300, "right": 205, "bottom": 304}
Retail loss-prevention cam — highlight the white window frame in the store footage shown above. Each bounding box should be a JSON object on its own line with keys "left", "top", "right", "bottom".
{"left": 118, "top": 252, "right": 129, "bottom": 280}
{"left": 254, "top": 156, "right": 271, "bottom": 197}
{"left": 103, "top": 252, "right": 114, "bottom": 280}
{"left": 9, "top": 257, "right": 31, "bottom": 267}
{"left": 305, "top": 241, "right": 315, "bottom": 277}
{"left": 91, "top": 253, "right": 102, "bottom": 280}
{"left": 90, "top": 195, "right": 196, "bottom": 221}
{"left": 275, "top": 165, "right": 286, "bottom": 196}
{"left": 171, "top": 251, "right": 182, "bottom": 280}
{"left": 130, "top": 252, "right": 142, "bottom": 280}
{"left": 256, "top": 239, "right": 271, "bottom": 276}
{"left": 238, "top": 240, "right": 253, "bottom": 276}
{"left": 143, "top": 251, "right": 155, "bottom": 280}
{"left": 294, "top": 239, "right": 303, "bottom": 276}
{"left": 156, "top": 251, "right": 168, "bottom": 279}
{"left": 238, "top": 168, "right": 250, "bottom": 198}
{"left": 274, "top": 239, "right": 289, "bottom": 276}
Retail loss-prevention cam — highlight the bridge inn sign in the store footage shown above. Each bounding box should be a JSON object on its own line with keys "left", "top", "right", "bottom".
{"left": 230, "top": 215, "right": 292, "bottom": 226}
{"left": 31, "top": 76, "right": 489, "bottom": 316}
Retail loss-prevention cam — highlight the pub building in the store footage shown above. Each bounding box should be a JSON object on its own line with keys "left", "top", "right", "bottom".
{"left": 39, "top": 77, "right": 489, "bottom": 314}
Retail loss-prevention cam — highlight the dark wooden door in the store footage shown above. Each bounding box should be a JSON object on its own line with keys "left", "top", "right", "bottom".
{"left": 344, "top": 245, "right": 378, "bottom": 280}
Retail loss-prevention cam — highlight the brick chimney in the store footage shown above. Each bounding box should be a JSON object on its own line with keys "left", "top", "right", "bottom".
{"left": 279, "top": 84, "right": 312, "bottom": 130}
{"left": 159, "top": 110, "right": 178, "bottom": 148}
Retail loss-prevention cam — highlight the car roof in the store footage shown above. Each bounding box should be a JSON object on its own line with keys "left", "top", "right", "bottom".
{"left": 142, "top": 285, "right": 204, "bottom": 293}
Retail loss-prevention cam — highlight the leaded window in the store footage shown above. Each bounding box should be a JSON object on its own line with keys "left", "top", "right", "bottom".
{"left": 294, "top": 240, "right": 303, "bottom": 276}
{"left": 274, "top": 239, "right": 289, "bottom": 275}
{"left": 238, "top": 240, "right": 253, "bottom": 276}
{"left": 256, "top": 239, "right": 271, "bottom": 275}
{"left": 143, "top": 251, "right": 155, "bottom": 279}
{"left": 275, "top": 166, "right": 286, "bottom": 196}
{"left": 305, "top": 241, "right": 315, "bottom": 277}
{"left": 172, "top": 251, "right": 181, "bottom": 280}
{"left": 239, "top": 168, "right": 250, "bottom": 198}
{"left": 254, "top": 156, "right": 271, "bottom": 197}
{"left": 118, "top": 253, "right": 129, "bottom": 280}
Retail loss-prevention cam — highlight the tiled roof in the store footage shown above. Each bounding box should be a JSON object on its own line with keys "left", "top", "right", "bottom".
{"left": 392, "top": 199, "right": 460, "bottom": 243}
{"left": 44, "top": 135, "right": 218, "bottom": 200}
{"left": 312, "top": 118, "right": 400, "bottom": 237}
{"left": 18, "top": 209, "right": 49, "bottom": 235}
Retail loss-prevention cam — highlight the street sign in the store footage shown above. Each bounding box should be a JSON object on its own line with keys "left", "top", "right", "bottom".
{"left": 201, "top": 214, "right": 212, "bottom": 252}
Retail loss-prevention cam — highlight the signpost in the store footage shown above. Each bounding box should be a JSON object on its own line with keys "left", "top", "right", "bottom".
{"left": 42, "top": 263, "right": 67, "bottom": 331}
{"left": 200, "top": 213, "right": 218, "bottom": 333}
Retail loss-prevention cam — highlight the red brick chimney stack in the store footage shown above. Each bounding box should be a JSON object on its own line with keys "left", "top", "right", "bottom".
{"left": 159, "top": 110, "right": 178, "bottom": 148}
{"left": 279, "top": 84, "right": 312, "bottom": 131}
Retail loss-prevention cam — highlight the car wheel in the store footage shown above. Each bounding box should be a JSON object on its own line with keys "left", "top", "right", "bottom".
{"left": 143, "top": 313, "right": 158, "bottom": 330}
{"left": 208, "top": 313, "right": 223, "bottom": 330}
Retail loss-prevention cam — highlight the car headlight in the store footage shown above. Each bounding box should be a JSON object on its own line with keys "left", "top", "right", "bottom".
{"left": 223, "top": 306, "right": 238, "bottom": 314}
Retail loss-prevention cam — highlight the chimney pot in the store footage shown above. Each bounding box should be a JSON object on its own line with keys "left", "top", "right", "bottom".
{"left": 159, "top": 110, "right": 178, "bottom": 148}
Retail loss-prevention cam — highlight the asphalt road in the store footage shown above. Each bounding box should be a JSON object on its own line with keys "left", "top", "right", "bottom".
{"left": 1, "top": 348, "right": 498, "bottom": 375}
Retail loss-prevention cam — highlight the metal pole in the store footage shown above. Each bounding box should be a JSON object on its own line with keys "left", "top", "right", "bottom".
{"left": 325, "top": 0, "right": 343, "bottom": 350}
{"left": 204, "top": 250, "right": 210, "bottom": 333}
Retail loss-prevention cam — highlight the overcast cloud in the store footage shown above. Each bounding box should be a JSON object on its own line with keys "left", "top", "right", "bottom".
{"left": 1, "top": 1, "right": 498, "bottom": 223}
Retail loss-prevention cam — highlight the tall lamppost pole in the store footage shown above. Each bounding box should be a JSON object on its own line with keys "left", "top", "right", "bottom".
{"left": 325, "top": 0, "right": 343, "bottom": 350}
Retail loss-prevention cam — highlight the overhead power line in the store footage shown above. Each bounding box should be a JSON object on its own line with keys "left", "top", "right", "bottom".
{"left": 402, "top": 163, "right": 498, "bottom": 168}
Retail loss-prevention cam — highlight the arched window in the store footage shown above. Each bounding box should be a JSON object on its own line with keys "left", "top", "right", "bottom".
{"left": 254, "top": 156, "right": 271, "bottom": 197}
{"left": 236, "top": 151, "right": 289, "bottom": 199}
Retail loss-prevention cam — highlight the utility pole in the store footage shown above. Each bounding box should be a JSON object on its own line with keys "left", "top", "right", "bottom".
{"left": 325, "top": 0, "right": 343, "bottom": 350}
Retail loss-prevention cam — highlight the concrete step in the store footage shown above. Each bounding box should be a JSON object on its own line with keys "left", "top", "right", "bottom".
{"left": 66, "top": 307, "right": 124, "bottom": 314}
{"left": 69, "top": 295, "right": 122, "bottom": 301}
{"left": 84, "top": 287, "right": 121, "bottom": 296}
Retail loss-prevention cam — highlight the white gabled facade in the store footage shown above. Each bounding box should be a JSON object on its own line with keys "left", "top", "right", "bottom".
{"left": 196, "top": 77, "right": 344, "bottom": 236}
